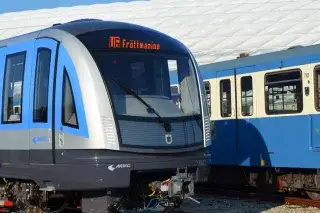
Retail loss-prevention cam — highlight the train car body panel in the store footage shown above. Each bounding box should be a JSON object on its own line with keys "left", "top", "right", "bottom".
{"left": 200, "top": 44, "right": 320, "bottom": 169}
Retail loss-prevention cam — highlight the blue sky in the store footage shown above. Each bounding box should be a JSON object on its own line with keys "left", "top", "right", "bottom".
{"left": 0, "top": 0, "right": 141, "bottom": 14}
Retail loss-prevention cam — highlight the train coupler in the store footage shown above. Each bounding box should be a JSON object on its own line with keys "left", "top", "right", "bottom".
{"left": 145, "top": 167, "right": 200, "bottom": 211}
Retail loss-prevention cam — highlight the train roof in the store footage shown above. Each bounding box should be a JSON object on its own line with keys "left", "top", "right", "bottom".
{"left": 50, "top": 19, "right": 166, "bottom": 37}
{"left": 0, "top": 19, "right": 178, "bottom": 47}
{"left": 200, "top": 44, "right": 320, "bottom": 73}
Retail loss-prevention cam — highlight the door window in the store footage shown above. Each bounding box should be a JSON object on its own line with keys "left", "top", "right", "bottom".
{"left": 2, "top": 52, "right": 26, "bottom": 123}
{"left": 33, "top": 48, "right": 52, "bottom": 123}
{"left": 220, "top": 79, "right": 231, "bottom": 117}
{"left": 314, "top": 66, "right": 320, "bottom": 111}
{"left": 241, "top": 76, "right": 253, "bottom": 116}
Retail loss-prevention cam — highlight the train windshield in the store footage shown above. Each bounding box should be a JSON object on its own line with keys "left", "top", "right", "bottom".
{"left": 91, "top": 51, "right": 201, "bottom": 118}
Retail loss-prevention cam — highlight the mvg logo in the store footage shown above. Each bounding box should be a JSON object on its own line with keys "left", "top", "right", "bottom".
{"left": 109, "top": 36, "right": 121, "bottom": 48}
{"left": 108, "top": 164, "right": 131, "bottom": 172}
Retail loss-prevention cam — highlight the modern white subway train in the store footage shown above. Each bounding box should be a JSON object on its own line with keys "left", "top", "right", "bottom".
{"left": 0, "top": 19, "right": 211, "bottom": 212}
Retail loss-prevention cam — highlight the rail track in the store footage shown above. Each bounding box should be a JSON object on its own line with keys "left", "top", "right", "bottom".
{"left": 196, "top": 183, "right": 320, "bottom": 210}
{"left": 284, "top": 196, "right": 320, "bottom": 208}
{"left": 195, "top": 183, "right": 284, "bottom": 203}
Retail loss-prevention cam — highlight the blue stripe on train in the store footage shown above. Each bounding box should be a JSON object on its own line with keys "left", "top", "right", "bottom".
{"left": 210, "top": 114, "right": 320, "bottom": 169}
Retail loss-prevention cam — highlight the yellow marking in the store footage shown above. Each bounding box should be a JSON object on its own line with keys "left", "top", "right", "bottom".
{"left": 261, "top": 159, "right": 266, "bottom": 166}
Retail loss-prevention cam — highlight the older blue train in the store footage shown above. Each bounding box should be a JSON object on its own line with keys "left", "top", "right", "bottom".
{"left": 197, "top": 44, "right": 320, "bottom": 200}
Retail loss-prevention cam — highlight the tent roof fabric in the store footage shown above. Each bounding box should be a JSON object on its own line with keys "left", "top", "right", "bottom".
{"left": 1, "top": 0, "right": 320, "bottom": 65}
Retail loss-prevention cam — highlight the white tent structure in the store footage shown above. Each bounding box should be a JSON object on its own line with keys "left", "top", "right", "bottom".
{"left": 1, "top": 0, "right": 320, "bottom": 65}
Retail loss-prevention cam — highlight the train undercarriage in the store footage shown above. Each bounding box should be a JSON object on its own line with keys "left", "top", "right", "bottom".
{"left": 209, "top": 166, "right": 320, "bottom": 200}
{"left": 0, "top": 167, "right": 207, "bottom": 213}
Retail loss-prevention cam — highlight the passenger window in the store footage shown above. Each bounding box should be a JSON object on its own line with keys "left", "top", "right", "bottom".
{"left": 33, "top": 48, "right": 51, "bottom": 123}
{"left": 314, "top": 67, "right": 320, "bottom": 111}
{"left": 2, "top": 52, "right": 26, "bottom": 123}
{"left": 220, "top": 79, "right": 231, "bottom": 117}
{"left": 241, "top": 76, "right": 253, "bottom": 116}
{"left": 62, "top": 68, "right": 78, "bottom": 128}
{"left": 265, "top": 70, "right": 302, "bottom": 114}
{"left": 204, "top": 81, "right": 211, "bottom": 116}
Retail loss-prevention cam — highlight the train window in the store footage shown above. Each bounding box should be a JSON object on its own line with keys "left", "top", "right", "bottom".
{"left": 2, "top": 52, "right": 26, "bottom": 123}
{"left": 220, "top": 79, "right": 231, "bottom": 117}
{"left": 241, "top": 76, "right": 253, "bottom": 116}
{"left": 204, "top": 81, "right": 211, "bottom": 116}
{"left": 33, "top": 48, "right": 51, "bottom": 123}
{"left": 62, "top": 69, "right": 78, "bottom": 128}
{"left": 265, "top": 70, "right": 303, "bottom": 114}
{"left": 314, "top": 66, "right": 320, "bottom": 111}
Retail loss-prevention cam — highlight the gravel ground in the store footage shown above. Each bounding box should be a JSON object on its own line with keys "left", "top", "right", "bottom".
{"left": 179, "top": 195, "right": 320, "bottom": 213}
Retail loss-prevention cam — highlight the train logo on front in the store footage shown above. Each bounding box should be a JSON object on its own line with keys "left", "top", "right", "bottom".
{"left": 165, "top": 134, "right": 172, "bottom": 144}
{"left": 108, "top": 164, "right": 131, "bottom": 172}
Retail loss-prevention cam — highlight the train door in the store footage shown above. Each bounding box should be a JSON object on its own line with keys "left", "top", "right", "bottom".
{"left": 29, "top": 38, "right": 58, "bottom": 164}
{"left": 235, "top": 66, "right": 260, "bottom": 166}
{"left": 216, "top": 69, "right": 237, "bottom": 157}
{"left": 312, "top": 64, "right": 320, "bottom": 150}
{"left": 53, "top": 45, "right": 88, "bottom": 163}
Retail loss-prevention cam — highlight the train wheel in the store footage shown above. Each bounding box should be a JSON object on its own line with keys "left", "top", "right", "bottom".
{"left": 306, "top": 191, "right": 320, "bottom": 200}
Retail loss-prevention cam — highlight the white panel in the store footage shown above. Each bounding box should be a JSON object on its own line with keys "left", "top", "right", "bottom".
{"left": 227, "top": 3, "right": 262, "bottom": 13}
{"left": 0, "top": 0, "right": 320, "bottom": 65}
{"left": 253, "top": 11, "right": 291, "bottom": 23}
{"left": 191, "top": 37, "right": 228, "bottom": 51}
{"left": 261, "top": 34, "right": 301, "bottom": 48}
{"left": 279, "top": 10, "right": 315, "bottom": 22}
{"left": 287, "top": 34, "right": 320, "bottom": 47}
{"left": 258, "top": 23, "right": 295, "bottom": 35}
{"left": 251, "top": 2, "right": 285, "bottom": 11}
{"left": 283, "top": 23, "right": 320, "bottom": 35}
{"left": 276, "top": 1, "right": 313, "bottom": 11}
{"left": 228, "top": 13, "right": 264, "bottom": 25}
{"left": 210, "top": 26, "right": 242, "bottom": 37}
{"left": 301, "top": 1, "right": 320, "bottom": 10}
{"left": 304, "top": 11, "right": 320, "bottom": 22}
{"left": 213, "top": 36, "right": 252, "bottom": 49}
{"left": 209, "top": 4, "right": 240, "bottom": 13}
{"left": 207, "top": 13, "right": 241, "bottom": 25}
{"left": 236, "top": 35, "right": 277, "bottom": 49}
{"left": 233, "top": 24, "right": 270, "bottom": 36}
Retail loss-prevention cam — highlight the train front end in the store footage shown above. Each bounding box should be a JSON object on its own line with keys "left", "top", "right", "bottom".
{"left": 54, "top": 21, "right": 211, "bottom": 212}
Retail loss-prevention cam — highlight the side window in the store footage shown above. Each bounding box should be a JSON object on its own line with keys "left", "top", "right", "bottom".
{"left": 33, "top": 48, "right": 51, "bottom": 123}
{"left": 62, "top": 68, "right": 78, "bottom": 128}
{"left": 265, "top": 70, "right": 302, "bottom": 114}
{"left": 204, "top": 81, "right": 211, "bottom": 116}
{"left": 2, "top": 52, "right": 26, "bottom": 123}
{"left": 315, "top": 66, "right": 320, "bottom": 111}
{"left": 220, "top": 79, "right": 231, "bottom": 117}
{"left": 241, "top": 76, "right": 253, "bottom": 116}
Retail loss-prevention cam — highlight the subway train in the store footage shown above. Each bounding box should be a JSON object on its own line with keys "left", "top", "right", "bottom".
{"left": 196, "top": 44, "right": 320, "bottom": 200}
{"left": 0, "top": 19, "right": 211, "bottom": 212}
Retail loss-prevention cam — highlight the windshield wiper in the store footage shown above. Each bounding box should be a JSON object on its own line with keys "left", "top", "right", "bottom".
{"left": 107, "top": 76, "right": 172, "bottom": 132}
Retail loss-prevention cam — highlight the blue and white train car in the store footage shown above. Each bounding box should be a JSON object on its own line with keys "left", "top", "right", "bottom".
{"left": 197, "top": 44, "right": 320, "bottom": 199}
{"left": 0, "top": 19, "right": 211, "bottom": 212}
